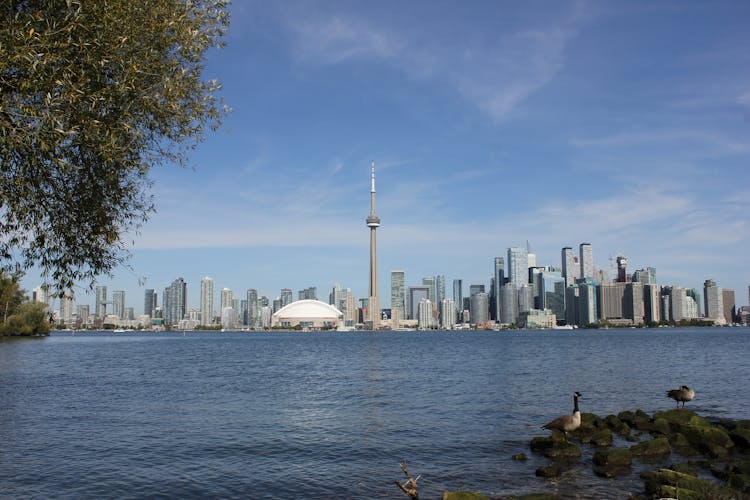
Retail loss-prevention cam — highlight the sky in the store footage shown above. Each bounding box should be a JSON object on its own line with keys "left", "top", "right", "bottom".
{"left": 23, "top": 0, "right": 750, "bottom": 312}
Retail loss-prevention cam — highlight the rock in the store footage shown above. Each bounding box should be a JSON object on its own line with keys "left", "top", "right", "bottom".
{"left": 730, "top": 427, "right": 750, "bottom": 449}
{"left": 593, "top": 464, "right": 631, "bottom": 478}
{"left": 572, "top": 421, "right": 598, "bottom": 441}
{"left": 530, "top": 436, "right": 554, "bottom": 453}
{"left": 602, "top": 414, "right": 624, "bottom": 431}
{"left": 670, "top": 462, "right": 699, "bottom": 476}
{"left": 617, "top": 410, "right": 636, "bottom": 427}
{"left": 581, "top": 412, "right": 602, "bottom": 428}
{"left": 651, "top": 417, "right": 671, "bottom": 435}
{"left": 593, "top": 448, "right": 632, "bottom": 467}
{"left": 641, "top": 468, "right": 736, "bottom": 499}
{"left": 544, "top": 442, "right": 581, "bottom": 459}
{"left": 653, "top": 408, "right": 697, "bottom": 430}
{"left": 630, "top": 437, "right": 671, "bottom": 457}
{"left": 442, "top": 492, "right": 490, "bottom": 500}
{"left": 589, "top": 428, "right": 613, "bottom": 447}
{"left": 680, "top": 423, "right": 734, "bottom": 457}
{"left": 728, "top": 473, "right": 750, "bottom": 493}
{"left": 688, "top": 414, "right": 710, "bottom": 427}
{"left": 512, "top": 453, "right": 528, "bottom": 461}
{"left": 535, "top": 464, "right": 561, "bottom": 478}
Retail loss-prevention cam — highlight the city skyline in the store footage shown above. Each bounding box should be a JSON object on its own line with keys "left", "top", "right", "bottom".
{"left": 18, "top": 1, "right": 750, "bottom": 309}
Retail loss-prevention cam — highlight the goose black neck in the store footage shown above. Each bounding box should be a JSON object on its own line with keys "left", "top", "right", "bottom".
{"left": 573, "top": 394, "right": 580, "bottom": 413}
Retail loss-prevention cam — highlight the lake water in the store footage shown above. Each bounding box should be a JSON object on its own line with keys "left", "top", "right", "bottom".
{"left": 1, "top": 327, "right": 749, "bottom": 499}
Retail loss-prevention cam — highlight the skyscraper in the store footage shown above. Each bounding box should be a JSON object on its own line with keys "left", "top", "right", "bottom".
{"left": 365, "top": 161, "right": 381, "bottom": 328}
{"left": 616, "top": 256, "right": 628, "bottom": 283}
{"left": 112, "top": 290, "right": 125, "bottom": 319}
{"left": 422, "top": 276, "right": 436, "bottom": 303}
{"left": 246, "top": 288, "right": 259, "bottom": 327}
{"left": 163, "top": 277, "right": 187, "bottom": 327}
{"left": 507, "top": 247, "right": 529, "bottom": 285}
{"left": 144, "top": 289, "right": 157, "bottom": 317}
{"left": 280, "top": 288, "right": 293, "bottom": 307}
{"left": 493, "top": 257, "right": 504, "bottom": 322}
{"left": 200, "top": 277, "right": 214, "bottom": 326}
{"left": 561, "top": 247, "right": 579, "bottom": 287}
{"left": 579, "top": 242, "right": 594, "bottom": 280}
{"left": 60, "top": 289, "right": 75, "bottom": 325}
{"left": 221, "top": 288, "right": 234, "bottom": 311}
{"left": 95, "top": 285, "right": 107, "bottom": 318}
{"left": 452, "top": 279, "right": 463, "bottom": 319}
{"left": 703, "top": 279, "right": 724, "bottom": 324}
{"left": 390, "top": 270, "right": 405, "bottom": 320}
{"left": 407, "top": 286, "right": 430, "bottom": 320}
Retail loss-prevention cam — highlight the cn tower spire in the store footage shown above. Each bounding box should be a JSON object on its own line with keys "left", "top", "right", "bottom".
{"left": 366, "top": 160, "right": 381, "bottom": 329}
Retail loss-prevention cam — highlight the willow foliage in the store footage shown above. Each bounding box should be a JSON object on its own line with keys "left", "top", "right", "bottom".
{"left": 0, "top": 0, "right": 229, "bottom": 292}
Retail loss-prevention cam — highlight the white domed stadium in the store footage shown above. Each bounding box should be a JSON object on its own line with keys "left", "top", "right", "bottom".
{"left": 271, "top": 300, "right": 343, "bottom": 329}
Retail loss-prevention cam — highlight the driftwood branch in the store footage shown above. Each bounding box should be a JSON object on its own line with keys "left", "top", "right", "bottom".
{"left": 394, "top": 459, "right": 420, "bottom": 499}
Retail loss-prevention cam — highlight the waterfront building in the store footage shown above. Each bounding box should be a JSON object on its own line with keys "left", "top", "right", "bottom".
{"left": 221, "top": 306, "right": 238, "bottom": 329}
{"left": 632, "top": 267, "right": 656, "bottom": 285}
{"left": 390, "top": 271, "right": 405, "bottom": 323}
{"left": 539, "top": 271, "right": 565, "bottom": 322}
{"left": 200, "top": 277, "right": 214, "bottom": 326}
{"left": 163, "top": 277, "right": 187, "bottom": 327}
{"left": 722, "top": 289, "right": 736, "bottom": 325}
{"left": 246, "top": 288, "right": 259, "bottom": 327}
{"left": 453, "top": 279, "right": 463, "bottom": 320}
{"left": 492, "top": 257, "right": 504, "bottom": 322}
{"left": 60, "top": 289, "right": 75, "bottom": 326}
{"left": 469, "top": 292, "right": 489, "bottom": 326}
{"left": 95, "top": 285, "right": 107, "bottom": 318}
{"left": 112, "top": 290, "right": 125, "bottom": 319}
{"left": 261, "top": 305, "right": 272, "bottom": 329}
{"left": 422, "top": 276, "right": 437, "bottom": 304}
{"left": 407, "top": 286, "right": 430, "bottom": 321}
{"left": 579, "top": 242, "right": 594, "bottom": 280}
{"left": 508, "top": 246, "right": 529, "bottom": 285}
{"left": 365, "top": 161, "right": 381, "bottom": 329}
{"left": 598, "top": 282, "right": 644, "bottom": 325}
{"left": 417, "top": 299, "right": 435, "bottom": 329}
{"left": 144, "top": 289, "right": 157, "bottom": 318}
{"left": 125, "top": 307, "right": 134, "bottom": 321}
{"left": 703, "top": 280, "right": 725, "bottom": 325}
{"left": 221, "top": 288, "right": 234, "bottom": 312}
{"left": 76, "top": 304, "right": 90, "bottom": 328}
{"left": 561, "top": 247, "right": 580, "bottom": 287}
{"left": 271, "top": 300, "right": 343, "bottom": 329}
{"left": 644, "top": 284, "right": 661, "bottom": 324}
{"left": 441, "top": 299, "right": 456, "bottom": 329}
{"left": 578, "top": 280, "right": 598, "bottom": 325}
{"left": 280, "top": 288, "right": 293, "bottom": 308}
{"left": 501, "top": 283, "right": 518, "bottom": 325}
{"left": 520, "top": 309, "right": 556, "bottom": 329}
{"left": 565, "top": 285, "right": 580, "bottom": 326}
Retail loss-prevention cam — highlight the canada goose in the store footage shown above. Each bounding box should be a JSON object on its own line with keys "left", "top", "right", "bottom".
{"left": 543, "top": 391, "right": 582, "bottom": 439}
{"left": 666, "top": 385, "right": 695, "bottom": 408}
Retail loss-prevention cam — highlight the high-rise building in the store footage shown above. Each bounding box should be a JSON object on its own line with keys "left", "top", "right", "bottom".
{"left": 441, "top": 299, "right": 456, "bottom": 329}
{"left": 112, "top": 290, "right": 125, "bottom": 319}
{"left": 579, "top": 242, "right": 594, "bottom": 280}
{"left": 493, "top": 257, "right": 504, "bottom": 322}
{"left": 144, "top": 289, "right": 157, "bottom": 317}
{"left": 418, "top": 299, "right": 436, "bottom": 329}
{"left": 632, "top": 267, "right": 656, "bottom": 285}
{"left": 501, "top": 283, "right": 518, "bottom": 325}
{"left": 469, "top": 284, "right": 485, "bottom": 296}
{"left": 365, "top": 161, "right": 381, "bottom": 329}
{"left": 407, "top": 286, "right": 430, "bottom": 320}
{"left": 422, "top": 276, "right": 436, "bottom": 304}
{"left": 95, "top": 285, "right": 107, "bottom": 318}
{"left": 643, "top": 284, "right": 661, "bottom": 324}
{"left": 703, "top": 280, "right": 724, "bottom": 324}
{"left": 221, "top": 288, "right": 234, "bottom": 311}
{"left": 298, "top": 287, "right": 317, "bottom": 301}
{"left": 163, "top": 277, "right": 187, "bottom": 327}
{"left": 390, "top": 271, "right": 405, "bottom": 320}
{"left": 469, "top": 292, "right": 489, "bottom": 325}
{"left": 280, "top": 288, "right": 293, "bottom": 307}
{"left": 561, "top": 247, "right": 579, "bottom": 287}
{"left": 722, "top": 289, "right": 735, "bottom": 325}
{"left": 60, "top": 289, "right": 75, "bottom": 325}
{"left": 508, "top": 247, "right": 529, "bottom": 285}
{"left": 435, "top": 275, "right": 446, "bottom": 305}
{"left": 616, "top": 256, "right": 628, "bottom": 283}
{"left": 246, "top": 288, "right": 259, "bottom": 328}
{"left": 76, "top": 304, "right": 90, "bottom": 327}
{"left": 32, "top": 284, "right": 52, "bottom": 311}
{"left": 200, "top": 277, "right": 214, "bottom": 326}
{"left": 453, "top": 279, "right": 463, "bottom": 319}
{"left": 539, "top": 271, "right": 565, "bottom": 321}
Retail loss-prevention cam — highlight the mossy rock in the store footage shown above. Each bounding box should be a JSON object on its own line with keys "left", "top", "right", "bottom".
{"left": 617, "top": 422, "right": 632, "bottom": 437}
{"left": 535, "top": 464, "right": 561, "bottom": 478}
{"left": 593, "top": 448, "right": 632, "bottom": 467}
{"left": 736, "top": 420, "right": 750, "bottom": 430}
{"left": 530, "top": 436, "right": 554, "bottom": 453}
{"left": 681, "top": 424, "right": 734, "bottom": 457}
{"left": 442, "top": 492, "right": 490, "bottom": 500}
{"left": 589, "top": 428, "right": 613, "bottom": 447}
{"left": 572, "top": 422, "right": 598, "bottom": 440}
{"left": 512, "top": 453, "right": 528, "bottom": 461}
{"left": 730, "top": 427, "right": 750, "bottom": 449}
{"left": 602, "top": 414, "right": 624, "bottom": 431}
{"left": 688, "top": 414, "right": 710, "bottom": 427}
{"left": 630, "top": 437, "right": 671, "bottom": 457}
{"left": 651, "top": 417, "right": 671, "bottom": 435}
{"left": 729, "top": 473, "right": 750, "bottom": 493}
{"left": 670, "top": 462, "right": 699, "bottom": 476}
{"left": 617, "top": 410, "right": 636, "bottom": 426}
{"left": 653, "top": 408, "right": 697, "bottom": 428}
{"left": 641, "top": 468, "right": 736, "bottom": 499}
{"left": 581, "top": 412, "right": 602, "bottom": 428}
{"left": 544, "top": 442, "right": 581, "bottom": 459}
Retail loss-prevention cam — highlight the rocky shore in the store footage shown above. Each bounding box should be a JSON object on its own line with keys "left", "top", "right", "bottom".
{"left": 442, "top": 408, "right": 750, "bottom": 499}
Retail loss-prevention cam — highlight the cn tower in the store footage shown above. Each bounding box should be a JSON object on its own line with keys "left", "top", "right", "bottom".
{"left": 366, "top": 161, "right": 381, "bottom": 329}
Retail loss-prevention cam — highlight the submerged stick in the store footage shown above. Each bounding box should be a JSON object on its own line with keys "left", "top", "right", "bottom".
{"left": 394, "top": 459, "right": 420, "bottom": 499}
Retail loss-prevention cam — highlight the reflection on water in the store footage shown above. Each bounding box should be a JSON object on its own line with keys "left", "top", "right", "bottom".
{"left": 0, "top": 327, "right": 748, "bottom": 498}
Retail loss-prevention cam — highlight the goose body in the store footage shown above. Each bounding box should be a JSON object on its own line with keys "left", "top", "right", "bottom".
{"left": 543, "top": 392, "right": 582, "bottom": 437}
{"left": 666, "top": 385, "right": 695, "bottom": 408}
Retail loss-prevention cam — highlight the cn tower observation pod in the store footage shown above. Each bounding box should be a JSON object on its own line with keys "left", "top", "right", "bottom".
{"left": 271, "top": 300, "right": 344, "bottom": 329}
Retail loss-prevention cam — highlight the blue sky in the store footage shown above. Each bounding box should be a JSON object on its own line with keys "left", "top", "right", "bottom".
{"left": 25, "top": 0, "right": 750, "bottom": 312}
